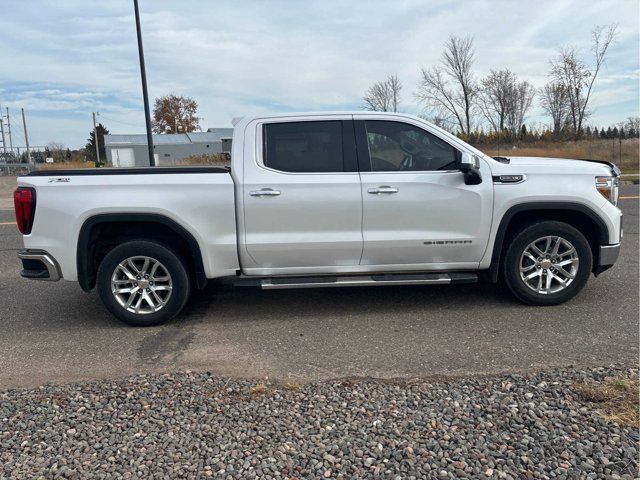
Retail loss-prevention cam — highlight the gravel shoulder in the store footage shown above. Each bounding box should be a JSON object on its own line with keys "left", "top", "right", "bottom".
{"left": 2, "top": 365, "right": 638, "bottom": 479}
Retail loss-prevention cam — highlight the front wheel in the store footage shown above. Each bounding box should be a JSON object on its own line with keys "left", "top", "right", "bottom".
{"left": 97, "top": 240, "right": 191, "bottom": 326}
{"left": 503, "top": 221, "right": 592, "bottom": 306}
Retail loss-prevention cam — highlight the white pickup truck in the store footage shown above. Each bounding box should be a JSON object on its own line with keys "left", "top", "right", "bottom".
{"left": 14, "top": 112, "right": 622, "bottom": 326}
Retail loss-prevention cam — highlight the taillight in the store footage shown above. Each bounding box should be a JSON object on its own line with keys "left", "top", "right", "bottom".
{"left": 13, "top": 187, "right": 36, "bottom": 234}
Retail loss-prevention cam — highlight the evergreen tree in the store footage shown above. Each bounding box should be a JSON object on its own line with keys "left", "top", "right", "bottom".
{"left": 85, "top": 123, "right": 109, "bottom": 163}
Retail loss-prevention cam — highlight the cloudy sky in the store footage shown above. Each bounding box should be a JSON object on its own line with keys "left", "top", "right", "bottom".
{"left": 0, "top": 0, "right": 638, "bottom": 148}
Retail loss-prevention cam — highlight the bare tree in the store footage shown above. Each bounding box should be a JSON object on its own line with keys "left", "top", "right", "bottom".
{"left": 363, "top": 75, "right": 402, "bottom": 112}
{"left": 506, "top": 80, "right": 536, "bottom": 136}
{"left": 550, "top": 24, "right": 617, "bottom": 137}
{"left": 479, "top": 69, "right": 535, "bottom": 136}
{"left": 539, "top": 82, "right": 569, "bottom": 135}
{"left": 625, "top": 116, "right": 640, "bottom": 137}
{"left": 479, "top": 69, "right": 516, "bottom": 132}
{"left": 46, "top": 142, "right": 66, "bottom": 162}
{"left": 416, "top": 35, "right": 477, "bottom": 134}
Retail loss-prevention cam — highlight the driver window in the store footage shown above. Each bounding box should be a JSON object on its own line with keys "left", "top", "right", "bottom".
{"left": 364, "top": 120, "right": 460, "bottom": 172}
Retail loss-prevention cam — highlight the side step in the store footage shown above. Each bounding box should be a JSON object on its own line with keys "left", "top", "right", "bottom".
{"left": 237, "top": 272, "right": 477, "bottom": 290}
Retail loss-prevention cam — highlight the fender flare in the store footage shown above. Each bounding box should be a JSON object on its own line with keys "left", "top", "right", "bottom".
{"left": 77, "top": 213, "right": 207, "bottom": 292}
{"left": 488, "top": 202, "right": 610, "bottom": 282}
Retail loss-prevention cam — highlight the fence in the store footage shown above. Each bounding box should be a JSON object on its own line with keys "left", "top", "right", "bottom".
{"left": 0, "top": 146, "right": 52, "bottom": 175}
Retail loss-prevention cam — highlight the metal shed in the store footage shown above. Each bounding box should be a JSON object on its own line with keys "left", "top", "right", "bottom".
{"left": 105, "top": 128, "right": 233, "bottom": 167}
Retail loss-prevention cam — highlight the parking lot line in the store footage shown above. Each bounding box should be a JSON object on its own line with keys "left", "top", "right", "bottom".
{"left": 0, "top": 222, "right": 16, "bottom": 225}
{"left": 620, "top": 195, "right": 639, "bottom": 200}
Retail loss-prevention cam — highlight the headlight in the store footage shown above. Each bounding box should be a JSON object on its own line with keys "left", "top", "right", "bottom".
{"left": 595, "top": 176, "right": 619, "bottom": 206}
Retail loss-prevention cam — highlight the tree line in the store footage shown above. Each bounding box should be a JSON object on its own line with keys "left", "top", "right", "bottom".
{"left": 363, "top": 24, "right": 625, "bottom": 142}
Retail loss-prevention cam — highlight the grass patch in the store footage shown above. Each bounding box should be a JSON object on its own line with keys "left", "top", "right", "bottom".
{"left": 574, "top": 377, "right": 639, "bottom": 428}
{"left": 36, "top": 161, "right": 96, "bottom": 170}
{"left": 284, "top": 382, "right": 301, "bottom": 391}
{"left": 249, "top": 383, "right": 268, "bottom": 396}
{"left": 175, "top": 153, "right": 230, "bottom": 167}
{"left": 481, "top": 138, "right": 639, "bottom": 174}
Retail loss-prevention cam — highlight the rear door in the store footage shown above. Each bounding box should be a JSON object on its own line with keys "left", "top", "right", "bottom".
{"left": 241, "top": 116, "right": 363, "bottom": 274}
{"left": 355, "top": 116, "right": 493, "bottom": 269}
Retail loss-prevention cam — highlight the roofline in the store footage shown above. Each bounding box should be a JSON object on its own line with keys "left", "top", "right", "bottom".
{"left": 237, "top": 111, "right": 423, "bottom": 120}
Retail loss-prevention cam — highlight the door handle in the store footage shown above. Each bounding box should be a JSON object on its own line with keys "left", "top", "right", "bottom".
{"left": 250, "top": 188, "right": 281, "bottom": 197}
{"left": 368, "top": 186, "right": 399, "bottom": 194}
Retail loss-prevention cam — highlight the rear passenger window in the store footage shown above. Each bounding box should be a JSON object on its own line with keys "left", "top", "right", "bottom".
{"left": 263, "top": 121, "right": 344, "bottom": 173}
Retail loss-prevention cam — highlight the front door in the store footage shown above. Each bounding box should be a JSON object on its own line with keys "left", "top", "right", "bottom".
{"left": 241, "top": 118, "right": 363, "bottom": 273}
{"left": 355, "top": 117, "right": 493, "bottom": 269}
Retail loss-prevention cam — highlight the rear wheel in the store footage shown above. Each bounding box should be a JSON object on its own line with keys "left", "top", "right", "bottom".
{"left": 97, "top": 240, "right": 190, "bottom": 326}
{"left": 503, "top": 221, "right": 592, "bottom": 305}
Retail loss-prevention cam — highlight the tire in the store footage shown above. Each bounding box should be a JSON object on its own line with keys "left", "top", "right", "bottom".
{"left": 503, "top": 221, "right": 592, "bottom": 306}
{"left": 97, "top": 240, "right": 191, "bottom": 326}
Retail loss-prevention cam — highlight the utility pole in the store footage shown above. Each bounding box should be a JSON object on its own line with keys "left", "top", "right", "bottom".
{"left": 134, "top": 0, "right": 155, "bottom": 166}
{"left": 21, "top": 108, "right": 31, "bottom": 164}
{"left": 6, "top": 107, "right": 13, "bottom": 152}
{"left": 0, "top": 106, "right": 6, "bottom": 155}
{"left": 92, "top": 112, "right": 101, "bottom": 165}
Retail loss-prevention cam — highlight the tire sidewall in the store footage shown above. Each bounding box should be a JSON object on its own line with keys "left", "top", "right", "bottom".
{"left": 97, "top": 240, "right": 190, "bottom": 326}
{"left": 503, "top": 221, "right": 592, "bottom": 305}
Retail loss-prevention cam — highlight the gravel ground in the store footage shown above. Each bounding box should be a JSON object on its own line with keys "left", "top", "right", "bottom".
{"left": 1, "top": 366, "right": 638, "bottom": 479}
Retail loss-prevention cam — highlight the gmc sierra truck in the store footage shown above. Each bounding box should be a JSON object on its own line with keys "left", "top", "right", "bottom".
{"left": 14, "top": 112, "right": 622, "bottom": 326}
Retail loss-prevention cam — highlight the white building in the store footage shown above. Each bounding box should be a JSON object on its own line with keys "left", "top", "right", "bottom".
{"left": 105, "top": 128, "right": 233, "bottom": 167}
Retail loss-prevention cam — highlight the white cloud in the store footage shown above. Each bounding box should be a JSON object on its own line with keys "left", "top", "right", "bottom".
{"left": 0, "top": 0, "right": 637, "bottom": 147}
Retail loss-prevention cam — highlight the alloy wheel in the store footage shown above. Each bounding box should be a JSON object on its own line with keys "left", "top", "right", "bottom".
{"left": 111, "top": 256, "right": 173, "bottom": 314}
{"left": 519, "top": 236, "right": 579, "bottom": 295}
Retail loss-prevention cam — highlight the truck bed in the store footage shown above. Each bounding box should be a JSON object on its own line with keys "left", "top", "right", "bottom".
{"left": 18, "top": 169, "right": 239, "bottom": 282}
{"left": 27, "top": 166, "right": 230, "bottom": 176}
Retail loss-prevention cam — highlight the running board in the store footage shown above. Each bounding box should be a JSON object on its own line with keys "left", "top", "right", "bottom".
{"left": 237, "top": 272, "right": 478, "bottom": 290}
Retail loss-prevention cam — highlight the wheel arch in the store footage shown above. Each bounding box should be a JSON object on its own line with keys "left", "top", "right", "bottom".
{"left": 77, "top": 213, "right": 207, "bottom": 292}
{"left": 488, "top": 202, "right": 609, "bottom": 282}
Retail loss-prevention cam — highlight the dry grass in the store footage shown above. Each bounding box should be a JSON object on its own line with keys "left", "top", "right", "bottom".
{"left": 482, "top": 138, "right": 639, "bottom": 174}
{"left": 249, "top": 383, "right": 268, "bottom": 396}
{"left": 36, "top": 161, "right": 96, "bottom": 170}
{"left": 574, "top": 377, "right": 639, "bottom": 428}
{"left": 176, "top": 153, "right": 230, "bottom": 167}
{"left": 284, "top": 382, "right": 301, "bottom": 391}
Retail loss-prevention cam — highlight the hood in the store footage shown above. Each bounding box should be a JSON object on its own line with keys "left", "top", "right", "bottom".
{"left": 492, "top": 156, "right": 619, "bottom": 176}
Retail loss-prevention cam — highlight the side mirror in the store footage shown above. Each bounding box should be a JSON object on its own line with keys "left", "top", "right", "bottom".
{"left": 459, "top": 152, "right": 482, "bottom": 185}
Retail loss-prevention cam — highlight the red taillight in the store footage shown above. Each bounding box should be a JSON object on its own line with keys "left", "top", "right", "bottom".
{"left": 14, "top": 187, "right": 36, "bottom": 234}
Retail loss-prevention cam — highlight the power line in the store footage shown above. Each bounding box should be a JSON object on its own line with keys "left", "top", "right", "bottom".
{"left": 95, "top": 113, "right": 142, "bottom": 128}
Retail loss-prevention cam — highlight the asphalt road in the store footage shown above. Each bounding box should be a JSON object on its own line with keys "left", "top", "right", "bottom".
{"left": 0, "top": 186, "right": 637, "bottom": 389}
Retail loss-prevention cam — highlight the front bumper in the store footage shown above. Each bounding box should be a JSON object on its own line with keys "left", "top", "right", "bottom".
{"left": 18, "top": 249, "right": 62, "bottom": 281}
{"left": 594, "top": 243, "right": 620, "bottom": 276}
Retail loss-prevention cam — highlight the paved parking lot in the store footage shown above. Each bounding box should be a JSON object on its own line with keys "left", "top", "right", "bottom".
{"left": 0, "top": 184, "right": 637, "bottom": 388}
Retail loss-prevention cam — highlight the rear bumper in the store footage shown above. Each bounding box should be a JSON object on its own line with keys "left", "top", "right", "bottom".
{"left": 18, "top": 249, "right": 62, "bottom": 281}
{"left": 594, "top": 243, "right": 620, "bottom": 276}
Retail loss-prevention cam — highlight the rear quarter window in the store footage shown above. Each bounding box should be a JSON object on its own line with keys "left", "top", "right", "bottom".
{"left": 262, "top": 121, "right": 344, "bottom": 173}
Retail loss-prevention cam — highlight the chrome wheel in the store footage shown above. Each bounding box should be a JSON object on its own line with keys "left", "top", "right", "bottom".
{"left": 111, "top": 256, "right": 173, "bottom": 314}
{"left": 519, "top": 235, "right": 579, "bottom": 295}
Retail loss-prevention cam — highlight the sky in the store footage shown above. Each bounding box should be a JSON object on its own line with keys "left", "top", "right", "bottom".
{"left": 0, "top": 0, "right": 638, "bottom": 149}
